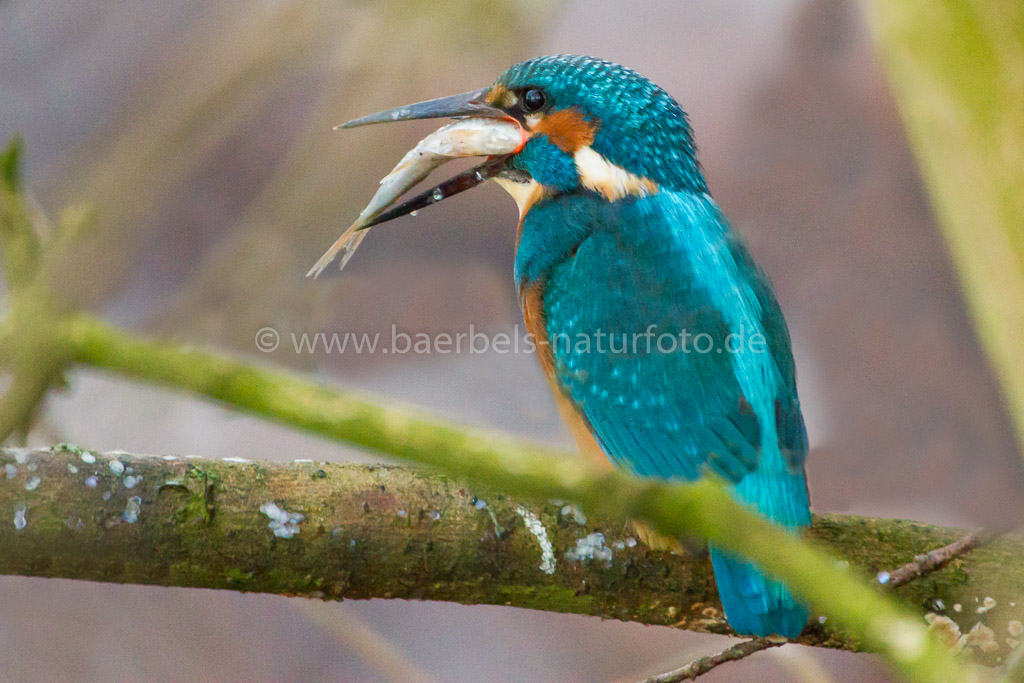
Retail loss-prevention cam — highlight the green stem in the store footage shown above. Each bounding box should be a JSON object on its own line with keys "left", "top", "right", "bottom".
{"left": 40, "top": 313, "right": 974, "bottom": 682}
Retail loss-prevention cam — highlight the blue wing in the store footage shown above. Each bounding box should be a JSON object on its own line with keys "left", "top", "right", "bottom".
{"left": 518, "top": 190, "right": 810, "bottom": 636}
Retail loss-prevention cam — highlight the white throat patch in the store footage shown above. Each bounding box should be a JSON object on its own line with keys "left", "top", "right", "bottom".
{"left": 494, "top": 177, "right": 544, "bottom": 218}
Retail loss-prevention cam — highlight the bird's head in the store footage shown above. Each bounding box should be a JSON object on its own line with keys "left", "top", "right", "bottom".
{"left": 308, "top": 55, "right": 706, "bottom": 277}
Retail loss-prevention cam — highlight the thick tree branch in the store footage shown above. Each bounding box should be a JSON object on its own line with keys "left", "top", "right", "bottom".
{"left": 0, "top": 446, "right": 1017, "bottom": 673}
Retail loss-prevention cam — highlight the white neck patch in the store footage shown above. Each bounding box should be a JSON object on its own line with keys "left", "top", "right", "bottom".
{"left": 574, "top": 146, "right": 659, "bottom": 201}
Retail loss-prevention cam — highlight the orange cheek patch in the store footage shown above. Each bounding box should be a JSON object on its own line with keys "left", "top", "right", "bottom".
{"left": 533, "top": 108, "right": 598, "bottom": 153}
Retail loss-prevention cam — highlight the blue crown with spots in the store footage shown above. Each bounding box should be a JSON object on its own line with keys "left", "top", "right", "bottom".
{"left": 496, "top": 55, "right": 708, "bottom": 193}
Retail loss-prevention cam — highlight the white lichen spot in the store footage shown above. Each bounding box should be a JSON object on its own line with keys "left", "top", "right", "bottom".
{"left": 67, "top": 464, "right": 78, "bottom": 474}
{"left": 932, "top": 599, "right": 945, "bottom": 612}
{"left": 84, "top": 475, "right": 98, "bottom": 488}
{"left": 1008, "top": 620, "right": 1024, "bottom": 637}
{"left": 953, "top": 603, "right": 962, "bottom": 613}
{"left": 102, "top": 491, "right": 112, "bottom": 501}
{"left": 123, "top": 475, "right": 142, "bottom": 489}
{"left": 565, "top": 532, "right": 613, "bottom": 567}
{"left": 80, "top": 453, "right": 96, "bottom": 464}
{"left": 162, "top": 455, "right": 177, "bottom": 461}
{"left": 26, "top": 462, "right": 37, "bottom": 472}
{"left": 977, "top": 596, "right": 997, "bottom": 614}
{"left": 259, "top": 502, "right": 304, "bottom": 538}
{"left": 961, "top": 621, "right": 999, "bottom": 654}
{"left": 625, "top": 537, "right": 637, "bottom": 548}
{"left": 429, "top": 510, "right": 441, "bottom": 521}
{"left": 836, "top": 560, "right": 850, "bottom": 571}
{"left": 667, "top": 606, "right": 677, "bottom": 619}
{"left": 876, "top": 571, "right": 891, "bottom": 585}
{"left": 14, "top": 452, "right": 28, "bottom": 464}
{"left": 613, "top": 540, "right": 625, "bottom": 550}
{"left": 4, "top": 464, "right": 16, "bottom": 479}
{"left": 396, "top": 509, "right": 407, "bottom": 518}
{"left": 818, "top": 615, "right": 827, "bottom": 624}
{"left": 122, "top": 496, "right": 142, "bottom": 523}
{"left": 13, "top": 503, "right": 26, "bottom": 530}
{"left": 560, "top": 504, "right": 587, "bottom": 525}
{"left": 24, "top": 476, "right": 40, "bottom": 491}
{"left": 109, "top": 460, "right": 125, "bottom": 475}
{"left": 1008, "top": 637, "right": 1021, "bottom": 650}
{"left": 516, "top": 505, "right": 556, "bottom": 575}
{"left": 925, "top": 614, "right": 963, "bottom": 653}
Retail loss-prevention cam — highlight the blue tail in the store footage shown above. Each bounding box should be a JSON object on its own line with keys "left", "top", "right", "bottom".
{"left": 709, "top": 545, "right": 808, "bottom": 638}
{"left": 709, "top": 469, "right": 811, "bottom": 638}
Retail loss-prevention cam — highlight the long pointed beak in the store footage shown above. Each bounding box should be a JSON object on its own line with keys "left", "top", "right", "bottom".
{"left": 333, "top": 88, "right": 505, "bottom": 129}
{"left": 308, "top": 91, "right": 526, "bottom": 278}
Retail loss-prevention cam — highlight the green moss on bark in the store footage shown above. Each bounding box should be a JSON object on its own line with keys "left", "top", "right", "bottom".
{"left": 1, "top": 446, "right": 1018, "bottom": 666}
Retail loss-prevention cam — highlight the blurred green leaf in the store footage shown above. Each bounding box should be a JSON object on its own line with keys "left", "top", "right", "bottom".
{"left": 866, "top": 0, "right": 1024, "bottom": 463}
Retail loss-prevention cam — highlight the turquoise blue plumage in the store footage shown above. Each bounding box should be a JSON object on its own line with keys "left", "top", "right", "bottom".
{"left": 516, "top": 191, "right": 810, "bottom": 637}
{"left": 504, "top": 56, "right": 812, "bottom": 638}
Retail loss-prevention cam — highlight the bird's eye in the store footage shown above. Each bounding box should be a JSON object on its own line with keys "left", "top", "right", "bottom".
{"left": 522, "top": 88, "right": 546, "bottom": 113}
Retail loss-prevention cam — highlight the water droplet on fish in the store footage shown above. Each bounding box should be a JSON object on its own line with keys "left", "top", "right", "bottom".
{"left": 474, "top": 171, "right": 485, "bottom": 181}
{"left": 410, "top": 210, "right": 419, "bottom": 217}
{"left": 432, "top": 189, "right": 444, "bottom": 202}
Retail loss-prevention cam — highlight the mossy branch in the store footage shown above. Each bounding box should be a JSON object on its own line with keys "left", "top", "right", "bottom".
{"left": 1, "top": 446, "right": 1020, "bottom": 671}
{"left": 0, "top": 313, "right": 989, "bottom": 681}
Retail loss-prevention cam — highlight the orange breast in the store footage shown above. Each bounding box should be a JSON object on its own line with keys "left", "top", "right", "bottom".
{"left": 520, "top": 280, "right": 614, "bottom": 472}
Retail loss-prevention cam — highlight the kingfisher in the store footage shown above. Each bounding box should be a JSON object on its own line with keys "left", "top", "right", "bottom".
{"left": 309, "top": 55, "right": 812, "bottom": 638}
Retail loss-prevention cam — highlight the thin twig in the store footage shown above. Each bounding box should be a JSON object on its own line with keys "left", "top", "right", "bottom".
{"left": 639, "top": 637, "right": 786, "bottom": 683}
{"left": 883, "top": 530, "right": 999, "bottom": 589}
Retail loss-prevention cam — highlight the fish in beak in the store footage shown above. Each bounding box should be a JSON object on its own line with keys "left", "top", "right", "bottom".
{"left": 307, "top": 89, "right": 526, "bottom": 278}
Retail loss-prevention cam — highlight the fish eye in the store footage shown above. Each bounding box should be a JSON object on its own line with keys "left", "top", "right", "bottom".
{"left": 522, "top": 88, "right": 547, "bottom": 113}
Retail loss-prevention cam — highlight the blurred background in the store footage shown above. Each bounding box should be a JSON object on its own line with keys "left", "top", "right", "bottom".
{"left": 2, "top": 0, "right": 1023, "bottom": 681}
